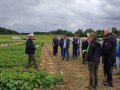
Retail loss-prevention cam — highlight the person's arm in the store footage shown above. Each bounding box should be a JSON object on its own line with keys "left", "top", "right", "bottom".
{"left": 68, "top": 39, "right": 70, "bottom": 48}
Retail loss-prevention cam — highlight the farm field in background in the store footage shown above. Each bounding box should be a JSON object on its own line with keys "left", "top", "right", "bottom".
{"left": 0, "top": 35, "right": 63, "bottom": 90}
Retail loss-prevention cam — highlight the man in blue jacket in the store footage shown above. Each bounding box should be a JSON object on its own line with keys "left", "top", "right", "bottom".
{"left": 62, "top": 34, "right": 70, "bottom": 61}
{"left": 25, "top": 33, "right": 38, "bottom": 69}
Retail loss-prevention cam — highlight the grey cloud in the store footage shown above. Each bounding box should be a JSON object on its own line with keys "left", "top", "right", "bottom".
{"left": 0, "top": 0, "right": 120, "bottom": 32}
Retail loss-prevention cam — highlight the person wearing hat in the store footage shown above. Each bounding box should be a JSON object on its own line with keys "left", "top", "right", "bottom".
{"left": 25, "top": 33, "right": 38, "bottom": 69}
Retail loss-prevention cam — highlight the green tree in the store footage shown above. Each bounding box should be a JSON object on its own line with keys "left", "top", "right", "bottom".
{"left": 112, "top": 27, "right": 119, "bottom": 34}
{"left": 84, "top": 28, "right": 94, "bottom": 37}
{"left": 75, "top": 29, "right": 84, "bottom": 37}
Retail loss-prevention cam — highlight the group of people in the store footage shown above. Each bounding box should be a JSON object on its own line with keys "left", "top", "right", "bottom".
{"left": 52, "top": 34, "right": 70, "bottom": 61}
{"left": 52, "top": 33, "right": 80, "bottom": 61}
{"left": 24, "top": 28, "right": 120, "bottom": 90}
{"left": 52, "top": 28, "right": 120, "bottom": 89}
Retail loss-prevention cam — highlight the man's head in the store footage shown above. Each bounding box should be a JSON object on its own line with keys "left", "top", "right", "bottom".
{"left": 82, "top": 37, "right": 86, "bottom": 42}
{"left": 104, "top": 28, "right": 112, "bottom": 36}
{"left": 117, "top": 34, "right": 120, "bottom": 39}
{"left": 28, "top": 33, "right": 34, "bottom": 39}
{"left": 63, "top": 34, "right": 67, "bottom": 39}
{"left": 74, "top": 33, "right": 78, "bottom": 38}
{"left": 54, "top": 36, "right": 57, "bottom": 38}
{"left": 89, "top": 32, "right": 96, "bottom": 42}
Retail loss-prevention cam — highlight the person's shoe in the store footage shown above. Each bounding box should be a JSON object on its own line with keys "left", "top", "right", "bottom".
{"left": 86, "top": 85, "right": 94, "bottom": 90}
{"left": 109, "top": 82, "right": 114, "bottom": 87}
{"left": 67, "top": 59, "right": 69, "bottom": 61}
{"left": 103, "top": 81, "right": 114, "bottom": 87}
{"left": 93, "top": 85, "right": 97, "bottom": 89}
{"left": 103, "top": 81, "right": 109, "bottom": 86}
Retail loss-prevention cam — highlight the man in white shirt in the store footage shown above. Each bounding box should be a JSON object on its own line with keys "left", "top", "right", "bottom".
{"left": 62, "top": 34, "right": 70, "bottom": 61}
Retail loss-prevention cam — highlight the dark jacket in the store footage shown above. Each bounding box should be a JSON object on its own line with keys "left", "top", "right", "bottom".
{"left": 82, "top": 40, "right": 89, "bottom": 50}
{"left": 101, "top": 33, "right": 117, "bottom": 62}
{"left": 52, "top": 37, "right": 58, "bottom": 47}
{"left": 63, "top": 38, "right": 70, "bottom": 49}
{"left": 72, "top": 38, "right": 76, "bottom": 48}
{"left": 59, "top": 38, "right": 64, "bottom": 48}
{"left": 25, "top": 38, "right": 36, "bottom": 54}
{"left": 87, "top": 40, "right": 101, "bottom": 63}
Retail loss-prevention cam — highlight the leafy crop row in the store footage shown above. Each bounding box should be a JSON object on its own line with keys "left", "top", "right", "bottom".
{"left": 0, "top": 37, "right": 63, "bottom": 90}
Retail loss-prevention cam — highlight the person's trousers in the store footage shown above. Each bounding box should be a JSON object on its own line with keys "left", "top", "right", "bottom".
{"left": 82, "top": 52, "right": 87, "bottom": 64}
{"left": 88, "top": 62, "right": 99, "bottom": 87}
{"left": 53, "top": 46, "right": 58, "bottom": 56}
{"left": 73, "top": 46, "right": 77, "bottom": 58}
{"left": 26, "top": 54, "right": 38, "bottom": 69}
{"left": 63, "top": 48, "right": 69, "bottom": 60}
{"left": 116, "top": 57, "right": 120, "bottom": 68}
{"left": 72, "top": 46, "right": 75, "bottom": 58}
{"left": 60, "top": 47, "right": 63, "bottom": 57}
{"left": 77, "top": 46, "right": 80, "bottom": 56}
{"left": 103, "top": 60, "right": 113, "bottom": 82}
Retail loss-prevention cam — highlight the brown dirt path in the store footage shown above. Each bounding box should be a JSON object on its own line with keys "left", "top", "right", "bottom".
{"left": 40, "top": 43, "right": 57, "bottom": 74}
{"left": 53, "top": 47, "right": 120, "bottom": 90}
{"left": 39, "top": 44, "right": 120, "bottom": 90}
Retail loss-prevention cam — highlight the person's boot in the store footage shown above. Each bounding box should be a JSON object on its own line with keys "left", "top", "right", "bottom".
{"left": 103, "top": 81, "right": 114, "bottom": 87}
{"left": 86, "top": 85, "right": 94, "bottom": 90}
{"left": 109, "top": 82, "right": 114, "bottom": 87}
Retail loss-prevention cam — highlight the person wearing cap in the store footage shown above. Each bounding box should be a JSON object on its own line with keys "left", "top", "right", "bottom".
{"left": 101, "top": 28, "right": 117, "bottom": 87}
{"left": 25, "top": 33, "right": 38, "bottom": 69}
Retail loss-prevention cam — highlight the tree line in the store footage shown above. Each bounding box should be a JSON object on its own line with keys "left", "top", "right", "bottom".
{"left": 0, "top": 26, "right": 120, "bottom": 37}
{"left": 50, "top": 27, "right": 120, "bottom": 38}
{"left": 0, "top": 27, "right": 19, "bottom": 34}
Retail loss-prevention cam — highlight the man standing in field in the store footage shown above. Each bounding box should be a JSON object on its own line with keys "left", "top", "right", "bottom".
{"left": 72, "top": 33, "right": 80, "bottom": 59}
{"left": 59, "top": 36, "right": 64, "bottom": 57}
{"left": 74, "top": 33, "right": 80, "bottom": 59}
{"left": 25, "top": 33, "right": 38, "bottom": 69}
{"left": 81, "top": 37, "right": 89, "bottom": 64}
{"left": 102, "top": 28, "right": 117, "bottom": 87}
{"left": 52, "top": 36, "right": 59, "bottom": 56}
{"left": 62, "top": 34, "right": 70, "bottom": 61}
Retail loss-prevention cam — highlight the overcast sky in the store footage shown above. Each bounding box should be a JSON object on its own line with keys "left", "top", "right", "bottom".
{"left": 0, "top": 0, "right": 120, "bottom": 33}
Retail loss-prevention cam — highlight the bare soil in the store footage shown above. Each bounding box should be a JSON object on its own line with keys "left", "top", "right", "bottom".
{"left": 39, "top": 44, "right": 120, "bottom": 90}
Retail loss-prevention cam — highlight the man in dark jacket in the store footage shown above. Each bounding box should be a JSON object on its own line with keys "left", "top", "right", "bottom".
{"left": 62, "top": 34, "right": 70, "bottom": 61}
{"left": 52, "top": 36, "right": 58, "bottom": 56}
{"left": 25, "top": 33, "right": 38, "bottom": 69}
{"left": 102, "top": 28, "right": 117, "bottom": 87}
{"left": 82, "top": 37, "right": 89, "bottom": 64}
{"left": 87, "top": 32, "right": 101, "bottom": 89}
{"left": 59, "top": 36, "right": 64, "bottom": 57}
{"left": 72, "top": 35, "right": 76, "bottom": 59}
